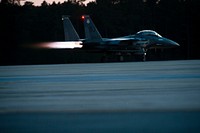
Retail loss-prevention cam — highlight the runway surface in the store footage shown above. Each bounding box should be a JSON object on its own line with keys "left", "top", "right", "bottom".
{"left": 0, "top": 60, "right": 200, "bottom": 132}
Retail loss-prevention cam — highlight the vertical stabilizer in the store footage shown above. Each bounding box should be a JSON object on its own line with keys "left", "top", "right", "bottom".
{"left": 82, "top": 15, "right": 102, "bottom": 42}
{"left": 62, "top": 15, "right": 80, "bottom": 41}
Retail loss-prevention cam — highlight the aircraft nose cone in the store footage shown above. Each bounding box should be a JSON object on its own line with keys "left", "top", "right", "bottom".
{"left": 164, "top": 38, "right": 180, "bottom": 48}
{"left": 175, "top": 42, "right": 180, "bottom": 47}
{"left": 170, "top": 40, "right": 180, "bottom": 47}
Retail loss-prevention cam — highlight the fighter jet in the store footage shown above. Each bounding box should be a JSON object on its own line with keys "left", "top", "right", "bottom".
{"left": 62, "top": 15, "right": 179, "bottom": 61}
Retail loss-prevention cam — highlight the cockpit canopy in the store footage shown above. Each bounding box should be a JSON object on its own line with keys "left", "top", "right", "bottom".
{"left": 136, "top": 30, "right": 162, "bottom": 37}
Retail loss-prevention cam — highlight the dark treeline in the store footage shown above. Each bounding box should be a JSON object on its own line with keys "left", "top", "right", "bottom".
{"left": 0, "top": 0, "right": 199, "bottom": 65}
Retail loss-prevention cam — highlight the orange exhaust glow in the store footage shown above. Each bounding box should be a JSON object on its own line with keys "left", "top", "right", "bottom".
{"left": 28, "top": 41, "right": 83, "bottom": 49}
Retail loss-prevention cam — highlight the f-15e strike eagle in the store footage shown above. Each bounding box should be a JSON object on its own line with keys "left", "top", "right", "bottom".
{"left": 62, "top": 15, "right": 179, "bottom": 61}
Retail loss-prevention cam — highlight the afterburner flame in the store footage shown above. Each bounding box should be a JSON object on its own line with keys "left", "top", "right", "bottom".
{"left": 32, "top": 41, "right": 83, "bottom": 49}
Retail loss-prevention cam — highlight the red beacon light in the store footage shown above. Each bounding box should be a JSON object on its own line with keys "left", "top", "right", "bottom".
{"left": 81, "top": 16, "right": 85, "bottom": 20}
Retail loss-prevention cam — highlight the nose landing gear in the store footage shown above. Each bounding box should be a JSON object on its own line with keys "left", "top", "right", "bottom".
{"left": 143, "top": 52, "right": 146, "bottom": 62}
